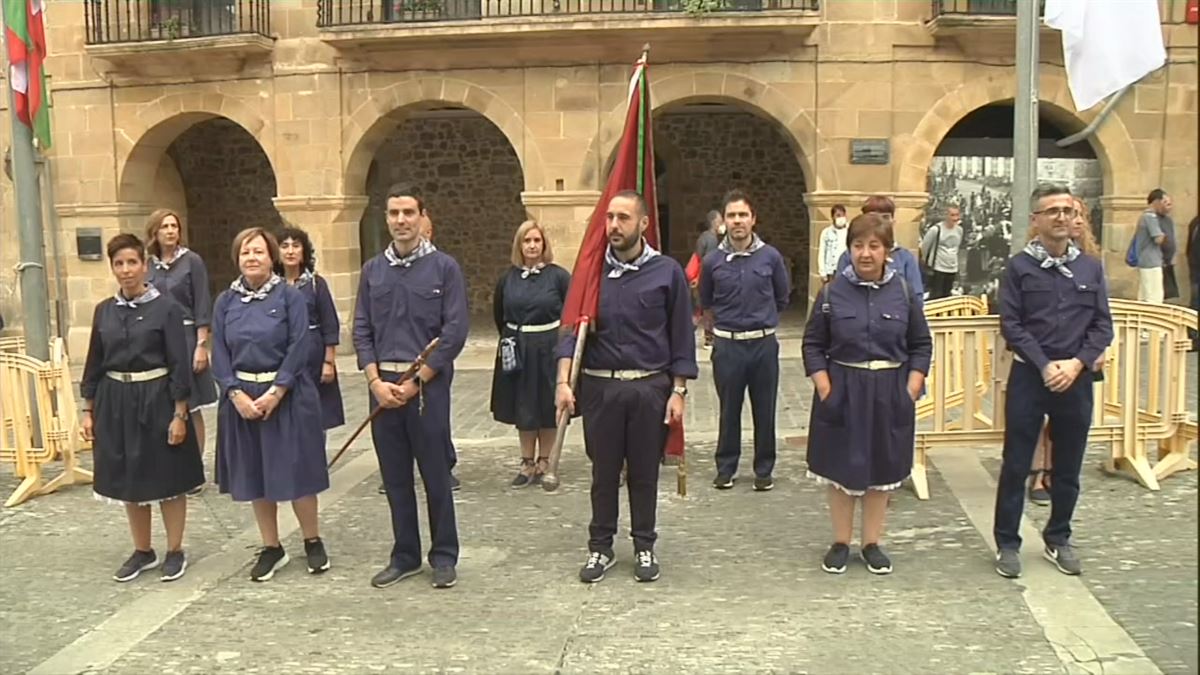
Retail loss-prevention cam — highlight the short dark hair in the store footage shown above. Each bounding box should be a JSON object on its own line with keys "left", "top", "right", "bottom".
{"left": 275, "top": 225, "right": 315, "bottom": 274}
{"left": 1029, "top": 183, "right": 1072, "bottom": 213}
{"left": 721, "top": 189, "right": 755, "bottom": 216}
{"left": 107, "top": 233, "right": 145, "bottom": 262}
{"left": 861, "top": 195, "right": 896, "bottom": 216}
{"left": 846, "top": 213, "right": 894, "bottom": 251}
{"left": 1147, "top": 188, "right": 1166, "bottom": 204}
{"left": 706, "top": 210, "right": 722, "bottom": 227}
{"left": 612, "top": 189, "right": 648, "bottom": 218}
{"left": 831, "top": 204, "right": 846, "bottom": 218}
{"left": 386, "top": 184, "right": 426, "bottom": 213}
{"left": 231, "top": 227, "right": 281, "bottom": 267}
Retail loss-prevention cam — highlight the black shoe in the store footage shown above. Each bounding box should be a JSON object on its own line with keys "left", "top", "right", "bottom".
{"left": 634, "top": 549, "right": 660, "bottom": 582}
{"left": 753, "top": 476, "right": 774, "bottom": 492}
{"left": 160, "top": 550, "right": 187, "bottom": 582}
{"left": 304, "top": 537, "right": 331, "bottom": 574}
{"left": 821, "top": 543, "right": 849, "bottom": 574}
{"left": 432, "top": 565, "right": 457, "bottom": 589}
{"left": 713, "top": 473, "right": 734, "bottom": 490}
{"left": 113, "top": 549, "right": 159, "bottom": 582}
{"left": 371, "top": 564, "right": 422, "bottom": 589}
{"left": 249, "top": 545, "right": 289, "bottom": 582}
{"left": 378, "top": 483, "right": 387, "bottom": 495}
{"left": 579, "top": 550, "right": 616, "bottom": 583}
{"left": 512, "top": 459, "right": 535, "bottom": 489}
{"left": 861, "top": 544, "right": 893, "bottom": 575}
{"left": 450, "top": 474, "right": 461, "bottom": 491}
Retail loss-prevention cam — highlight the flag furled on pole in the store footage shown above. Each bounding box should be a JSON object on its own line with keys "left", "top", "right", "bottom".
{"left": 1044, "top": 0, "right": 1166, "bottom": 111}
{"left": 4, "top": 0, "right": 51, "bottom": 148}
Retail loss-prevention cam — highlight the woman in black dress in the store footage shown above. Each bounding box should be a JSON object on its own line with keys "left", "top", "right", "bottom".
{"left": 81, "top": 233, "right": 204, "bottom": 583}
{"left": 490, "top": 220, "right": 570, "bottom": 487}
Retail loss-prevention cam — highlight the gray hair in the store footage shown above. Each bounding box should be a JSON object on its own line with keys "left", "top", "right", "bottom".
{"left": 1029, "top": 183, "right": 1072, "bottom": 213}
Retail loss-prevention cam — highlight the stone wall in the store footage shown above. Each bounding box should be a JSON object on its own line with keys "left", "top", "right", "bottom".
{"left": 656, "top": 111, "right": 811, "bottom": 299}
{"left": 360, "top": 114, "right": 527, "bottom": 313}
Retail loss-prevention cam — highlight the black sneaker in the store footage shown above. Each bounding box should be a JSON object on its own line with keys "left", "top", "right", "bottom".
{"left": 821, "top": 543, "right": 850, "bottom": 574}
{"left": 861, "top": 544, "right": 893, "bottom": 575}
{"left": 579, "top": 550, "right": 616, "bottom": 583}
{"left": 160, "top": 550, "right": 187, "bottom": 582}
{"left": 634, "top": 550, "right": 660, "bottom": 582}
{"left": 432, "top": 565, "right": 457, "bottom": 589}
{"left": 249, "top": 545, "right": 289, "bottom": 582}
{"left": 371, "top": 564, "right": 422, "bottom": 589}
{"left": 995, "top": 549, "right": 1022, "bottom": 578}
{"left": 304, "top": 537, "right": 331, "bottom": 574}
{"left": 113, "top": 549, "right": 159, "bottom": 582}
{"left": 713, "top": 474, "right": 734, "bottom": 490}
{"left": 753, "top": 476, "right": 774, "bottom": 492}
{"left": 450, "top": 473, "right": 461, "bottom": 491}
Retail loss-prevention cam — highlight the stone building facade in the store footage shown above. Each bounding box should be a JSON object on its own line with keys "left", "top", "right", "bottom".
{"left": 0, "top": 0, "right": 1195, "bottom": 357}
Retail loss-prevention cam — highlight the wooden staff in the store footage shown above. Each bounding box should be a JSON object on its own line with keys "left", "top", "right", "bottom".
{"left": 541, "top": 318, "right": 589, "bottom": 492}
{"left": 327, "top": 337, "right": 440, "bottom": 470}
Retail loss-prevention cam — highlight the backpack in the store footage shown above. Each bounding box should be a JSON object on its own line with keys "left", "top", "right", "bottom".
{"left": 1125, "top": 232, "right": 1139, "bottom": 267}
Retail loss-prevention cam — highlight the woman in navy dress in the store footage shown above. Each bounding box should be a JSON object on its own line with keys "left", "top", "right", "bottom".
{"left": 145, "top": 209, "right": 219, "bottom": 488}
{"left": 212, "top": 227, "right": 331, "bottom": 582}
{"left": 803, "top": 213, "right": 932, "bottom": 576}
{"left": 276, "top": 225, "right": 345, "bottom": 431}
{"left": 81, "top": 233, "right": 204, "bottom": 583}
{"left": 489, "top": 220, "right": 571, "bottom": 487}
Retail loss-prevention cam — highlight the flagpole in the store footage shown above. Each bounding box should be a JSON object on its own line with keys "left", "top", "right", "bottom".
{"left": 3, "top": 32, "right": 51, "bottom": 360}
{"left": 1010, "top": 0, "right": 1040, "bottom": 255}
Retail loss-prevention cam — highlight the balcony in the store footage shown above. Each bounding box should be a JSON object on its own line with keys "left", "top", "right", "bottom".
{"left": 926, "top": 0, "right": 1052, "bottom": 47}
{"left": 317, "top": 0, "right": 822, "bottom": 69}
{"left": 84, "top": 0, "right": 274, "bottom": 80}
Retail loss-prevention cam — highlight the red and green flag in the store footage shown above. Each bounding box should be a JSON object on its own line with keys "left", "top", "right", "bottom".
{"left": 4, "top": 0, "right": 51, "bottom": 149}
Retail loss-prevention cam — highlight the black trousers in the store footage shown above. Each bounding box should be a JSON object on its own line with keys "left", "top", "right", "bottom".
{"left": 371, "top": 372, "right": 459, "bottom": 569}
{"left": 580, "top": 372, "right": 671, "bottom": 553}
{"left": 928, "top": 270, "right": 957, "bottom": 300}
{"left": 711, "top": 334, "right": 779, "bottom": 478}
{"left": 993, "top": 360, "right": 1093, "bottom": 550}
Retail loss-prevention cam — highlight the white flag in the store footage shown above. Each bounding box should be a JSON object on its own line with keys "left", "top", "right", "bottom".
{"left": 1044, "top": 0, "right": 1167, "bottom": 111}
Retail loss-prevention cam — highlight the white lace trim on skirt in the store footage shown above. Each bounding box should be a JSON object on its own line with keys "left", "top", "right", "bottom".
{"left": 807, "top": 471, "right": 905, "bottom": 496}
{"left": 93, "top": 491, "right": 189, "bottom": 507}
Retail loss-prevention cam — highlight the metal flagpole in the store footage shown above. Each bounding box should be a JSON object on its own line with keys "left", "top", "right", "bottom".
{"left": 1010, "top": 0, "right": 1041, "bottom": 255}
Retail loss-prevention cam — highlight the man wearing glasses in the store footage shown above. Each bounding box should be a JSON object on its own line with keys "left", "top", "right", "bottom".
{"left": 992, "top": 184, "right": 1113, "bottom": 580}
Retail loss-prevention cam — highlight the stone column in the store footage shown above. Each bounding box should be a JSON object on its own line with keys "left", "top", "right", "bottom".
{"left": 1098, "top": 195, "right": 1146, "bottom": 300}
{"left": 520, "top": 190, "right": 602, "bottom": 270}
{"left": 273, "top": 195, "right": 369, "bottom": 353}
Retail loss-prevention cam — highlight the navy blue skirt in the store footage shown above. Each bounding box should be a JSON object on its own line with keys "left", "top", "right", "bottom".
{"left": 806, "top": 363, "right": 915, "bottom": 494}
{"left": 303, "top": 327, "right": 345, "bottom": 430}
{"left": 185, "top": 324, "right": 219, "bottom": 411}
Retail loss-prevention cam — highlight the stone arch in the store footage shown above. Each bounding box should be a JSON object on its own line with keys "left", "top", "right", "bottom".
{"left": 580, "top": 71, "right": 836, "bottom": 194}
{"left": 896, "top": 71, "right": 1141, "bottom": 198}
{"left": 342, "top": 77, "right": 545, "bottom": 197}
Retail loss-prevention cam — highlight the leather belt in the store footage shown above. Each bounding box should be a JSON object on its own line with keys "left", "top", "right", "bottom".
{"left": 833, "top": 360, "right": 902, "bottom": 371}
{"left": 105, "top": 367, "right": 169, "bottom": 383}
{"left": 378, "top": 361, "right": 413, "bottom": 373}
{"left": 712, "top": 327, "right": 776, "bottom": 341}
{"left": 506, "top": 320, "right": 561, "bottom": 333}
{"left": 582, "top": 368, "right": 662, "bottom": 381}
{"left": 235, "top": 370, "right": 278, "bottom": 383}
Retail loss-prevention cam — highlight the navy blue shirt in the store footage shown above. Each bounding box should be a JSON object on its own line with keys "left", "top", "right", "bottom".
{"left": 698, "top": 243, "right": 790, "bottom": 331}
{"left": 296, "top": 275, "right": 340, "bottom": 348}
{"left": 353, "top": 250, "right": 469, "bottom": 375}
{"left": 211, "top": 283, "right": 309, "bottom": 391}
{"left": 557, "top": 255, "right": 698, "bottom": 380}
{"left": 999, "top": 252, "right": 1113, "bottom": 373}
{"left": 146, "top": 250, "right": 212, "bottom": 326}
{"left": 838, "top": 246, "right": 925, "bottom": 299}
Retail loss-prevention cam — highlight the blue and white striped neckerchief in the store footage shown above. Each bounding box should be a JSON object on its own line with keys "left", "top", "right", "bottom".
{"left": 290, "top": 269, "right": 315, "bottom": 289}
{"left": 230, "top": 274, "right": 282, "bottom": 303}
{"left": 841, "top": 263, "right": 896, "bottom": 289}
{"left": 718, "top": 234, "right": 765, "bottom": 262}
{"left": 114, "top": 284, "right": 161, "bottom": 308}
{"left": 1024, "top": 239, "right": 1080, "bottom": 279}
{"left": 150, "top": 246, "right": 190, "bottom": 271}
{"left": 520, "top": 263, "right": 545, "bottom": 279}
{"left": 605, "top": 239, "right": 661, "bottom": 278}
{"left": 385, "top": 239, "right": 436, "bottom": 268}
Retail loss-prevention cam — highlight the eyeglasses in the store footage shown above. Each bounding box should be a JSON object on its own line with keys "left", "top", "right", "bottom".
{"left": 1034, "top": 207, "right": 1077, "bottom": 219}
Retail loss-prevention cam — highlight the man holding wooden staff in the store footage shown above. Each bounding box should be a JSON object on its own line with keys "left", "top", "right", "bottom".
{"left": 555, "top": 190, "right": 697, "bottom": 584}
{"left": 353, "top": 184, "right": 469, "bottom": 590}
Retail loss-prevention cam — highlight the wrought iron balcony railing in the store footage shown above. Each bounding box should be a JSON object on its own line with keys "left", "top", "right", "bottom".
{"left": 317, "top": 0, "right": 819, "bottom": 27}
{"left": 85, "top": 0, "right": 271, "bottom": 45}
{"left": 931, "top": 0, "right": 1043, "bottom": 16}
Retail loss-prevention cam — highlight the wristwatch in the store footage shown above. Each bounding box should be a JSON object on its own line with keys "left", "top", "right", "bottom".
{"left": 672, "top": 386, "right": 688, "bottom": 398}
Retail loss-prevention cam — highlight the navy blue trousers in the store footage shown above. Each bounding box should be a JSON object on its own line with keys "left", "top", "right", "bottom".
{"left": 371, "top": 371, "right": 459, "bottom": 569}
{"left": 711, "top": 335, "right": 779, "bottom": 479}
{"left": 994, "top": 360, "right": 1093, "bottom": 550}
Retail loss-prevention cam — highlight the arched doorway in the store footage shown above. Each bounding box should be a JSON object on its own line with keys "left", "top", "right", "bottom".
{"left": 357, "top": 106, "right": 526, "bottom": 313}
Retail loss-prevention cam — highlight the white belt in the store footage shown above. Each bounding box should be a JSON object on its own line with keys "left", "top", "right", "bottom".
{"left": 235, "top": 370, "right": 278, "bottom": 383}
{"left": 582, "top": 368, "right": 662, "bottom": 381}
{"left": 378, "top": 361, "right": 413, "bottom": 373}
{"left": 1013, "top": 353, "right": 1026, "bottom": 363}
{"left": 308, "top": 324, "right": 319, "bottom": 330}
{"left": 713, "top": 327, "right": 776, "bottom": 341}
{"left": 106, "top": 367, "right": 169, "bottom": 383}
{"left": 506, "top": 320, "right": 560, "bottom": 334}
{"left": 833, "top": 360, "right": 902, "bottom": 371}
{"left": 183, "top": 319, "right": 196, "bottom": 326}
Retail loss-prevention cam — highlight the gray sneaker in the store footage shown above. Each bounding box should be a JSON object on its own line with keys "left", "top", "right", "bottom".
{"left": 1043, "top": 543, "right": 1082, "bottom": 575}
{"left": 995, "top": 549, "right": 1022, "bottom": 578}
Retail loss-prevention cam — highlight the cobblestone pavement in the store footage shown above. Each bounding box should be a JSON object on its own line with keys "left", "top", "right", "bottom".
{"left": 1, "top": 327, "right": 1195, "bottom": 674}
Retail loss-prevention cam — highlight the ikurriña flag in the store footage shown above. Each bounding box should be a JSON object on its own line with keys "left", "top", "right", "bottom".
{"left": 3, "top": 0, "right": 52, "bottom": 148}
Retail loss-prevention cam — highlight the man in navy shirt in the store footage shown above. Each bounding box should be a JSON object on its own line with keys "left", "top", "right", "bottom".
{"left": 993, "top": 184, "right": 1113, "bottom": 580}
{"left": 700, "top": 190, "right": 790, "bottom": 491}
{"left": 556, "top": 190, "right": 698, "bottom": 584}
{"left": 354, "top": 185, "right": 469, "bottom": 590}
